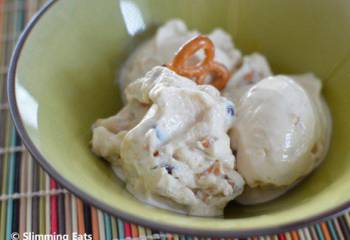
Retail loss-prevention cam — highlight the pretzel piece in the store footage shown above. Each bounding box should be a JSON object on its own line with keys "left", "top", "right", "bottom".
{"left": 166, "top": 35, "right": 230, "bottom": 90}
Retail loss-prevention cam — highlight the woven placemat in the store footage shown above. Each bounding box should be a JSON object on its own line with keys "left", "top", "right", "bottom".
{"left": 1, "top": 1, "right": 350, "bottom": 239}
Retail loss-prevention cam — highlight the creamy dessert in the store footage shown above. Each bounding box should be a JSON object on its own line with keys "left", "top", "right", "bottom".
{"left": 230, "top": 75, "right": 331, "bottom": 204}
{"left": 92, "top": 19, "right": 332, "bottom": 216}
{"left": 92, "top": 66, "right": 244, "bottom": 216}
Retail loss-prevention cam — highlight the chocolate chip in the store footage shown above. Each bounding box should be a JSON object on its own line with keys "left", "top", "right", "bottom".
{"left": 227, "top": 105, "right": 235, "bottom": 116}
{"left": 153, "top": 151, "right": 160, "bottom": 157}
{"left": 164, "top": 164, "right": 174, "bottom": 174}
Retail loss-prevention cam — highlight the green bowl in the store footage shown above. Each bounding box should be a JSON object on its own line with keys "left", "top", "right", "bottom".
{"left": 8, "top": 0, "right": 350, "bottom": 237}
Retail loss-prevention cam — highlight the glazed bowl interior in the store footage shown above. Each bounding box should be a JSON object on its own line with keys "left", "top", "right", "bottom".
{"left": 11, "top": 0, "right": 350, "bottom": 236}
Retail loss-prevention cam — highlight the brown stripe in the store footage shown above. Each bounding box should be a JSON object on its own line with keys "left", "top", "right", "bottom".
{"left": 76, "top": 198, "right": 85, "bottom": 234}
{"left": 91, "top": 207, "right": 100, "bottom": 240}
{"left": 65, "top": 194, "right": 72, "bottom": 235}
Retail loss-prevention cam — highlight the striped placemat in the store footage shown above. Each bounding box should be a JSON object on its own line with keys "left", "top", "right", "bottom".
{"left": 1, "top": 1, "right": 350, "bottom": 239}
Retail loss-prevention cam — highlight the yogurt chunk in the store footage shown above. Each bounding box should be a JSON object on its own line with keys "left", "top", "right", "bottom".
{"left": 223, "top": 53, "right": 272, "bottom": 105}
{"left": 92, "top": 66, "right": 244, "bottom": 216}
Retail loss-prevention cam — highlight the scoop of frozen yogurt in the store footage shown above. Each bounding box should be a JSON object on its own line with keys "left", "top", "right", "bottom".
{"left": 93, "top": 66, "right": 244, "bottom": 216}
{"left": 230, "top": 75, "right": 331, "bottom": 204}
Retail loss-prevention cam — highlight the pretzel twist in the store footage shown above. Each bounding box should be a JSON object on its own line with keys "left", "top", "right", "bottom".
{"left": 166, "top": 35, "right": 230, "bottom": 90}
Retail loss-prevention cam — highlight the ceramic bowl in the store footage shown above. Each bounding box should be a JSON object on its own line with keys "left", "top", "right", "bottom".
{"left": 8, "top": 0, "right": 350, "bottom": 237}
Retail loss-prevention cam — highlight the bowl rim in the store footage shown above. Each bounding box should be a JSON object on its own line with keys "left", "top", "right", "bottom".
{"left": 7, "top": 0, "right": 350, "bottom": 237}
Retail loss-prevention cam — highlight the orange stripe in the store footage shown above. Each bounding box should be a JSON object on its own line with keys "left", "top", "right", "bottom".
{"left": 320, "top": 222, "right": 332, "bottom": 240}
{"left": 76, "top": 199, "right": 85, "bottom": 235}
{"left": 130, "top": 224, "right": 139, "bottom": 237}
{"left": 290, "top": 230, "right": 299, "bottom": 240}
{"left": 91, "top": 207, "right": 100, "bottom": 240}
{"left": 167, "top": 233, "right": 173, "bottom": 240}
